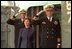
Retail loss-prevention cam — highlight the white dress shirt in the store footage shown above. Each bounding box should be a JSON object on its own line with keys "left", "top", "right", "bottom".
{"left": 47, "top": 16, "right": 53, "bottom": 22}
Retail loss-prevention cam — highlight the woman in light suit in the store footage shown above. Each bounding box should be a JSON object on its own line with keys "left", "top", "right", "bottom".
{"left": 17, "top": 18, "right": 35, "bottom": 48}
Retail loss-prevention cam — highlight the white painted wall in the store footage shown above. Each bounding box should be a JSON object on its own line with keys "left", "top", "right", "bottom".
{"left": 1, "top": 1, "right": 61, "bottom": 11}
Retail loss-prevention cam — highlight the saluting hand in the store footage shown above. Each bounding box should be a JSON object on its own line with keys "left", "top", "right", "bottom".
{"left": 36, "top": 10, "right": 45, "bottom": 16}
{"left": 10, "top": 13, "right": 19, "bottom": 20}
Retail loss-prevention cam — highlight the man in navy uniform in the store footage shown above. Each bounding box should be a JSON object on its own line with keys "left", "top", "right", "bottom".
{"left": 32, "top": 4, "right": 61, "bottom": 48}
{"left": 7, "top": 9, "right": 26, "bottom": 48}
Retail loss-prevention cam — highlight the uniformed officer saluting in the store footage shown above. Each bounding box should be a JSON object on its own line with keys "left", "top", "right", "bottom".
{"left": 7, "top": 9, "right": 26, "bottom": 48}
{"left": 32, "top": 4, "right": 61, "bottom": 48}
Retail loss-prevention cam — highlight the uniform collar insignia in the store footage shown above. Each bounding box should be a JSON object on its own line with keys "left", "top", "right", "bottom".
{"left": 54, "top": 21, "right": 58, "bottom": 25}
{"left": 42, "top": 21, "right": 46, "bottom": 24}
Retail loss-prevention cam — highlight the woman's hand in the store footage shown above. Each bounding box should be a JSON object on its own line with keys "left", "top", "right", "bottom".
{"left": 57, "top": 43, "right": 61, "bottom": 48}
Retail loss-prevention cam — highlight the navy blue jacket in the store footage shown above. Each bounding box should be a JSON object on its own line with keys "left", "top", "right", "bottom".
{"left": 17, "top": 27, "right": 35, "bottom": 48}
{"left": 32, "top": 15, "right": 61, "bottom": 48}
